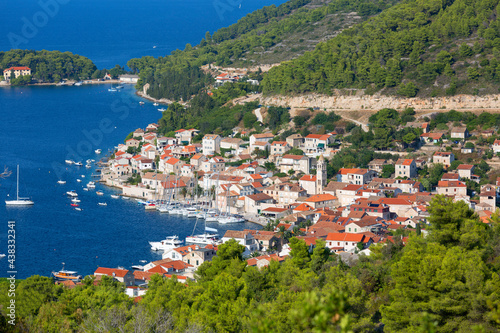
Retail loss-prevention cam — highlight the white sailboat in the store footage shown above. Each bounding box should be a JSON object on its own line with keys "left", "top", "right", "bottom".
{"left": 5, "top": 166, "right": 34, "bottom": 206}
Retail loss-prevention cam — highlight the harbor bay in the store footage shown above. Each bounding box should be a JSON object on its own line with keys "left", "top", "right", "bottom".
{"left": 0, "top": 84, "right": 260, "bottom": 279}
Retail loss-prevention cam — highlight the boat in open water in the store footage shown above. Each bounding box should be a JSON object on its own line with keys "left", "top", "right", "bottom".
{"left": 5, "top": 166, "right": 34, "bottom": 206}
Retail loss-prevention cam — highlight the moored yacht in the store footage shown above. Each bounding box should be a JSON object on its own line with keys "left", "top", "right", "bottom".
{"left": 149, "top": 235, "right": 183, "bottom": 251}
{"left": 185, "top": 233, "right": 221, "bottom": 245}
{"left": 66, "top": 190, "right": 78, "bottom": 197}
{"left": 218, "top": 215, "right": 245, "bottom": 224}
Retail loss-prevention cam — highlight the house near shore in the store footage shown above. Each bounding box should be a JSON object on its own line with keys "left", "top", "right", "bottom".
{"left": 3, "top": 66, "right": 31, "bottom": 81}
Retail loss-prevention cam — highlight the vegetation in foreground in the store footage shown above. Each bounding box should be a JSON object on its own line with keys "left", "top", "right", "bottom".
{"left": 2, "top": 196, "right": 500, "bottom": 332}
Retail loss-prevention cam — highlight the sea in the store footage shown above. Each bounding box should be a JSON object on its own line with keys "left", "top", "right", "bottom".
{"left": 0, "top": 0, "right": 287, "bottom": 279}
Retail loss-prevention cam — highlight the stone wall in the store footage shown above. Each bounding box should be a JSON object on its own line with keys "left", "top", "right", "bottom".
{"left": 260, "top": 93, "right": 500, "bottom": 111}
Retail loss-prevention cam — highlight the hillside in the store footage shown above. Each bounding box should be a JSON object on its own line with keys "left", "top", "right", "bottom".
{"left": 127, "top": 0, "right": 401, "bottom": 101}
{"left": 262, "top": 0, "right": 500, "bottom": 97}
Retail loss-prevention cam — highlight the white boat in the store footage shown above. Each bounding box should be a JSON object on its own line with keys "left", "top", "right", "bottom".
{"left": 74, "top": 81, "right": 83, "bottom": 86}
{"left": 115, "top": 85, "right": 124, "bottom": 90}
{"left": 5, "top": 166, "right": 34, "bottom": 206}
{"left": 85, "top": 164, "right": 91, "bottom": 169}
{"left": 98, "top": 202, "right": 107, "bottom": 206}
{"left": 75, "top": 207, "right": 82, "bottom": 211}
{"left": 187, "top": 209, "right": 200, "bottom": 218}
{"left": 81, "top": 175, "right": 85, "bottom": 178}
{"left": 153, "top": 45, "right": 157, "bottom": 48}
{"left": 76, "top": 179, "right": 82, "bottom": 183}
{"left": 139, "top": 101, "right": 145, "bottom": 105}
{"left": 57, "top": 180, "right": 66, "bottom": 184}
{"left": 186, "top": 233, "right": 222, "bottom": 246}
{"left": 131, "top": 265, "right": 144, "bottom": 270}
{"left": 95, "top": 149, "right": 102, "bottom": 154}
{"left": 74, "top": 162, "right": 83, "bottom": 166}
{"left": 122, "top": 196, "right": 130, "bottom": 200}
{"left": 111, "top": 195, "right": 120, "bottom": 199}
{"left": 66, "top": 190, "right": 78, "bottom": 197}
{"left": 158, "top": 108, "right": 166, "bottom": 112}
{"left": 149, "top": 236, "right": 183, "bottom": 251}
{"left": 96, "top": 191, "right": 103, "bottom": 196}
{"left": 108, "top": 88, "right": 117, "bottom": 92}
{"left": 71, "top": 198, "right": 81, "bottom": 203}
{"left": 0, "top": 254, "right": 6, "bottom": 258}
{"left": 153, "top": 102, "right": 159, "bottom": 106}
{"left": 83, "top": 188, "right": 89, "bottom": 191}
{"left": 87, "top": 182, "right": 96, "bottom": 189}
{"left": 65, "top": 160, "right": 74, "bottom": 164}
{"left": 218, "top": 215, "right": 245, "bottom": 224}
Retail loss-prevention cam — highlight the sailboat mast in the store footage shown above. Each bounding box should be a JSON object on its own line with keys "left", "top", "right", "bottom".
{"left": 16, "top": 165, "right": 19, "bottom": 200}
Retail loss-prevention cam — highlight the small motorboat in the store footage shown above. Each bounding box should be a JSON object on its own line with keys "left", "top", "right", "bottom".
{"left": 153, "top": 102, "right": 159, "bottom": 106}
{"left": 111, "top": 195, "right": 120, "bottom": 199}
{"left": 108, "top": 88, "right": 117, "bottom": 92}
{"left": 75, "top": 207, "right": 82, "bottom": 211}
{"left": 52, "top": 263, "right": 82, "bottom": 281}
{"left": 98, "top": 202, "right": 107, "bottom": 206}
{"left": 83, "top": 188, "right": 89, "bottom": 191}
{"left": 74, "top": 162, "right": 83, "bottom": 166}
{"left": 66, "top": 190, "right": 78, "bottom": 197}
{"left": 115, "top": 85, "right": 124, "bottom": 89}
{"left": 74, "top": 81, "right": 83, "bottom": 86}
{"left": 71, "top": 198, "right": 81, "bottom": 203}
{"left": 81, "top": 175, "right": 85, "bottom": 178}
{"left": 70, "top": 203, "right": 79, "bottom": 207}
{"left": 95, "top": 149, "right": 101, "bottom": 154}
{"left": 65, "top": 160, "right": 74, "bottom": 164}
{"left": 76, "top": 179, "right": 82, "bottom": 183}
{"left": 158, "top": 108, "right": 166, "bottom": 112}
{"left": 87, "top": 182, "right": 96, "bottom": 189}
{"left": 86, "top": 164, "right": 91, "bottom": 169}
{"left": 122, "top": 196, "right": 130, "bottom": 200}
{"left": 131, "top": 264, "right": 144, "bottom": 270}
{"left": 0, "top": 254, "right": 6, "bottom": 258}
{"left": 57, "top": 180, "right": 66, "bottom": 184}
{"left": 96, "top": 191, "right": 104, "bottom": 196}
{"left": 139, "top": 101, "right": 145, "bottom": 105}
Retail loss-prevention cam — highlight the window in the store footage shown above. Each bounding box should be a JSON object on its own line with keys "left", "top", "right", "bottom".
{"left": 187, "top": 259, "right": 190, "bottom": 264}
{"left": 196, "top": 260, "right": 199, "bottom": 266}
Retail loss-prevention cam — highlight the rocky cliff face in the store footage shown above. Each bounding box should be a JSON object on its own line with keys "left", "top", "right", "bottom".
{"left": 260, "top": 93, "right": 500, "bottom": 111}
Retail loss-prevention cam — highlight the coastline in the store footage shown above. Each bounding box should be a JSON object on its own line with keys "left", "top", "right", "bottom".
{"left": 136, "top": 89, "right": 174, "bottom": 105}
{"left": 0, "top": 79, "right": 126, "bottom": 88}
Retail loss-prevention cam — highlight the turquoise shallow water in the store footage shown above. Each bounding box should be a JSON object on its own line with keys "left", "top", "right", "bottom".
{"left": 0, "top": 0, "right": 291, "bottom": 277}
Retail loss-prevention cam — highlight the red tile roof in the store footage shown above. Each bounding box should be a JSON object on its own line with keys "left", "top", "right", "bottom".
{"left": 94, "top": 267, "right": 129, "bottom": 278}
{"left": 326, "top": 233, "right": 365, "bottom": 242}
{"left": 305, "top": 194, "right": 337, "bottom": 202}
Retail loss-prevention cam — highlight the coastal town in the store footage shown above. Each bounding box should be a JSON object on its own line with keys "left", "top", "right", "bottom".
{"left": 53, "top": 78, "right": 499, "bottom": 300}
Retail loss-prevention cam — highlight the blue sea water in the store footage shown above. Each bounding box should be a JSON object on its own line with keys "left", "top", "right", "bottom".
{"left": 0, "top": 0, "right": 289, "bottom": 278}
{"left": 1, "top": 0, "right": 287, "bottom": 68}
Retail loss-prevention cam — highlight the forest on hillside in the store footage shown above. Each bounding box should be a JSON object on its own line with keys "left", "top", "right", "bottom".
{"left": 0, "top": 50, "right": 97, "bottom": 83}
{"left": 127, "top": 0, "right": 398, "bottom": 101}
{"left": 1, "top": 196, "right": 500, "bottom": 332}
{"left": 262, "top": 0, "right": 500, "bottom": 97}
